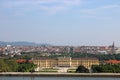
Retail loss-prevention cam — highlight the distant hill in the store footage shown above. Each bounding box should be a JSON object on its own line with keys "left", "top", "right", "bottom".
{"left": 0, "top": 41, "right": 50, "bottom": 46}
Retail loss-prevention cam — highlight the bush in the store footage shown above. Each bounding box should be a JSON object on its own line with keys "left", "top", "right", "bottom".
{"left": 76, "top": 65, "right": 89, "bottom": 73}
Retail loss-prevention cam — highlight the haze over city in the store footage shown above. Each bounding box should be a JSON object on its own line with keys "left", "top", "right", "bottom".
{"left": 0, "top": 0, "right": 120, "bottom": 46}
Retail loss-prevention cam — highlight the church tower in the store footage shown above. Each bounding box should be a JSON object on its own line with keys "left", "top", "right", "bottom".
{"left": 111, "top": 41, "right": 115, "bottom": 54}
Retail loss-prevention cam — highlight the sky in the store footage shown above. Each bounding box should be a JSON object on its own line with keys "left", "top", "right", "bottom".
{"left": 0, "top": 0, "right": 120, "bottom": 46}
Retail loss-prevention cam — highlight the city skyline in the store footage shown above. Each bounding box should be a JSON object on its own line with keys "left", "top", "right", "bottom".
{"left": 0, "top": 0, "right": 120, "bottom": 46}
{"left": 0, "top": 41, "right": 117, "bottom": 47}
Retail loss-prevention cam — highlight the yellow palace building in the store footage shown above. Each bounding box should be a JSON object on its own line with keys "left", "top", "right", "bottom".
{"left": 33, "top": 57, "right": 99, "bottom": 71}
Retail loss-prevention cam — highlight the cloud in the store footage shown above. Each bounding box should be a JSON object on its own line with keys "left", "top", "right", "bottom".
{"left": 38, "top": 5, "right": 66, "bottom": 14}
{"left": 0, "top": 0, "right": 81, "bottom": 15}
{"left": 80, "top": 15, "right": 112, "bottom": 20}
{"left": 102, "top": 4, "right": 120, "bottom": 9}
{"left": 81, "top": 4, "right": 120, "bottom": 14}
{"left": 80, "top": 4, "right": 120, "bottom": 19}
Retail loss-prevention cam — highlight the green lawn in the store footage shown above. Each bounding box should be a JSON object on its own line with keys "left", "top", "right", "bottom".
{"left": 39, "top": 68, "right": 59, "bottom": 72}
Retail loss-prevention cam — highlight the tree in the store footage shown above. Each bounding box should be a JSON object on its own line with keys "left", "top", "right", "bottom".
{"left": 91, "top": 65, "right": 102, "bottom": 73}
{"left": 18, "top": 62, "right": 36, "bottom": 72}
{"left": 76, "top": 65, "right": 89, "bottom": 73}
{"left": 6, "top": 60, "right": 18, "bottom": 72}
{"left": 91, "top": 64, "right": 120, "bottom": 73}
{"left": 0, "top": 59, "right": 10, "bottom": 72}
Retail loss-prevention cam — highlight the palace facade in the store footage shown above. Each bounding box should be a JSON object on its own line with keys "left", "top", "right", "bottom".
{"left": 33, "top": 57, "right": 99, "bottom": 71}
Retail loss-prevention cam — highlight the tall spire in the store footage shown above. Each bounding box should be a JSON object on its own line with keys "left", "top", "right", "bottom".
{"left": 112, "top": 41, "right": 114, "bottom": 49}
{"left": 112, "top": 41, "right": 115, "bottom": 54}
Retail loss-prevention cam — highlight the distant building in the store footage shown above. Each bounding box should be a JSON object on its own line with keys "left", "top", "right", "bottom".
{"left": 2, "top": 45, "right": 21, "bottom": 57}
{"left": 33, "top": 57, "right": 99, "bottom": 71}
{"left": 105, "top": 60, "right": 120, "bottom": 64}
{"left": 16, "top": 59, "right": 32, "bottom": 63}
{"left": 115, "top": 47, "right": 120, "bottom": 54}
{"left": 97, "top": 50, "right": 108, "bottom": 54}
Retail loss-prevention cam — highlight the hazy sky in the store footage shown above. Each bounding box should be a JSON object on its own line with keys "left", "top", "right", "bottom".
{"left": 0, "top": 0, "right": 120, "bottom": 46}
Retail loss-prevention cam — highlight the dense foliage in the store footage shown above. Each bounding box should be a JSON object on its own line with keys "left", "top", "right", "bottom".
{"left": 12, "top": 52, "right": 120, "bottom": 61}
{"left": 71, "top": 53, "right": 120, "bottom": 60}
{"left": 0, "top": 59, "right": 10, "bottom": 72}
{"left": 92, "top": 64, "right": 120, "bottom": 73}
{"left": 0, "top": 59, "right": 36, "bottom": 72}
{"left": 76, "top": 65, "right": 89, "bottom": 73}
{"left": 18, "top": 61, "right": 36, "bottom": 72}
